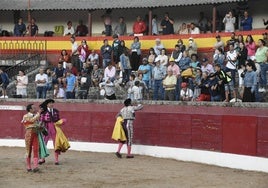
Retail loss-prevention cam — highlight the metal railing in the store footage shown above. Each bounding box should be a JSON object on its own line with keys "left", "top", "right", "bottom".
{"left": 5, "top": 54, "right": 43, "bottom": 81}
{"left": 0, "top": 40, "right": 47, "bottom": 61}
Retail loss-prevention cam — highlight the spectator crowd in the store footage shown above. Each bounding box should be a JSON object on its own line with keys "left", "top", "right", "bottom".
{"left": 0, "top": 10, "right": 268, "bottom": 103}
{"left": 0, "top": 30, "right": 267, "bottom": 103}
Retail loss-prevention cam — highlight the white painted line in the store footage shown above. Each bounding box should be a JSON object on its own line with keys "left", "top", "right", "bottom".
{"left": 0, "top": 105, "right": 25, "bottom": 110}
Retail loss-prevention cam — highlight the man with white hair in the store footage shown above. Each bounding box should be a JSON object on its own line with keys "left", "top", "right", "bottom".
{"left": 153, "top": 38, "right": 164, "bottom": 56}
{"left": 187, "top": 37, "right": 198, "bottom": 57}
{"left": 163, "top": 68, "right": 177, "bottom": 101}
{"left": 35, "top": 68, "right": 48, "bottom": 99}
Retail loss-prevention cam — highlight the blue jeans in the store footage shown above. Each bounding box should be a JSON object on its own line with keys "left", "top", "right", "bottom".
{"left": 260, "top": 63, "right": 268, "bottom": 88}
{"left": 153, "top": 79, "right": 164, "bottom": 100}
{"left": 211, "top": 95, "right": 221, "bottom": 102}
{"left": 102, "top": 59, "right": 111, "bottom": 69}
{"left": 143, "top": 80, "right": 150, "bottom": 89}
{"left": 123, "top": 69, "right": 131, "bottom": 84}
{"left": 255, "top": 84, "right": 260, "bottom": 102}
{"left": 175, "top": 77, "right": 182, "bottom": 101}
{"left": 66, "top": 91, "right": 75, "bottom": 99}
{"left": 36, "top": 86, "right": 47, "bottom": 99}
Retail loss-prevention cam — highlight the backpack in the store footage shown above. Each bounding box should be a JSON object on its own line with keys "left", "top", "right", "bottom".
{"left": 219, "top": 70, "right": 232, "bottom": 84}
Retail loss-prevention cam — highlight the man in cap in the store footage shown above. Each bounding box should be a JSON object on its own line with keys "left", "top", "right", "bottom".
{"left": 138, "top": 58, "right": 152, "bottom": 89}
{"left": 180, "top": 82, "right": 193, "bottom": 101}
{"left": 152, "top": 57, "right": 166, "bottom": 100}
{"left": 39, "top": 99, "right": 61, "bottom": 165}
{"left": 167, "top": 57, "right": 181, "bottom": 100}
{"left": 201, "top": 57, "right": 214, "bottom": 75}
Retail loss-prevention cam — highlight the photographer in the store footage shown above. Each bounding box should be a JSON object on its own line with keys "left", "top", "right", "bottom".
{"left": 160, "top": 12, "right": 174, "bottom": 35}
{"left": 223, "top": 11, "right": 236, "bottom": 32}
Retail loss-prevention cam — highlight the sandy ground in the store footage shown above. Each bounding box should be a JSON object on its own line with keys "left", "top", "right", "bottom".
{"left": 0, "top": 147, "right": 268, "bottom": 188}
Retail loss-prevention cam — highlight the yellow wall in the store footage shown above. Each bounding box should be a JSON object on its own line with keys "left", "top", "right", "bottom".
{"left": 0, "top": 34, "right": 264, "bottom": 52}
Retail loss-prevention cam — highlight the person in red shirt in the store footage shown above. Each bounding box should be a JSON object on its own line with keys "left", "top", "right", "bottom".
{"left": 67, "top": 63, "right": 78, "bottom": 76}
{"left": 132, "top": 16, "right": 146, "bottom": 35}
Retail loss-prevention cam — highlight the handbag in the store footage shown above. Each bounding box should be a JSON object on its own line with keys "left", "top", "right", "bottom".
{"left": 41, "top": 126, "right": 48, "bottom": 136}
{"left": 181, "top": 68, "right": 194, "bottom": 78}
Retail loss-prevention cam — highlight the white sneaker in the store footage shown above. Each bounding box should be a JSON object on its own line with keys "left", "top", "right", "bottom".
{"left": 4, "top": 96, "right": 8, "bottom": 98}
{"left": 0, "top": 95, "right": 4, "bottom": 98}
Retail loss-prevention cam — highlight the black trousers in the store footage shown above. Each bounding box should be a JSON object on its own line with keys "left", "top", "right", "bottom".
{"left": 242, "top": 87, "right": 255, "bottom": 102}
{"left": 130, "top": 52, "right": 140, "bottom": 71}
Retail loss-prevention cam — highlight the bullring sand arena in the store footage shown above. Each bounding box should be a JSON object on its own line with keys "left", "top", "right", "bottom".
{"left": 0, "top": 146, "right": 268, "bottom": 188}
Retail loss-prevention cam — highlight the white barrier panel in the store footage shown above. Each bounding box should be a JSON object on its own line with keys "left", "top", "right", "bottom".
{"left": 1, "top": 139, "right": 268, "bottom": 173}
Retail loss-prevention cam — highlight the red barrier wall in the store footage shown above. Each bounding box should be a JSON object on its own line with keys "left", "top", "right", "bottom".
{"left": 1, "top": 101, "right": 268, "bottom": 158}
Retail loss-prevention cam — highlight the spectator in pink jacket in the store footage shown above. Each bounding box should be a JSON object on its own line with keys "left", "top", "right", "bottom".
{"left": 245, "top": 35, "right": 256, "bottom": 59}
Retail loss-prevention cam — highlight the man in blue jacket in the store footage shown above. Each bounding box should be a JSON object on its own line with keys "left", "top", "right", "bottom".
{"left": 240, "top": 11, "right": 253, "bottom": 31}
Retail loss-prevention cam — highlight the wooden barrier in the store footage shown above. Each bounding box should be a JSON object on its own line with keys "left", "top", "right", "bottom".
{"left": 1, "top": 100, "right": 268, "bottom": 158}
